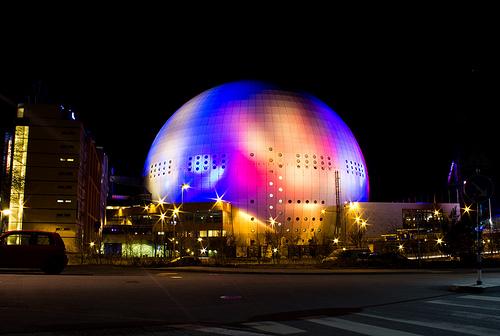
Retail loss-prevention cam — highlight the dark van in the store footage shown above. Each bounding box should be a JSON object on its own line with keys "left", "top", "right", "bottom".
{"left": 0, "top": 230, "right": 68, "bottom": 274}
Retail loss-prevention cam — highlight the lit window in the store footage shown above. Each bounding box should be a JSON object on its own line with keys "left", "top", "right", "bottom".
{"left": 269, "top": 181, "right": 273, "bottom": 186}
{"left": 269, "top": 193, "right": 274, "bottom": 198}
{"left": 269, "top": 205, "right": 273, "bottom": 209}
{"left": 57, "top": 200, "right": 64, "bottom": 203}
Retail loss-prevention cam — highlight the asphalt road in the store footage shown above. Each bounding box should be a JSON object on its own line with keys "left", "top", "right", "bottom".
{"left": 0, "top": 266, "right": 499, "bottom": 335}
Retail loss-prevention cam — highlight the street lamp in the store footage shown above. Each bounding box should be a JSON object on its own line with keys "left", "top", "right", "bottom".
{"left": 159, "top": 211, "right": 166, "bottom": 257}
{"left": 181, "top": 183, "right": 190, "bottom": 205}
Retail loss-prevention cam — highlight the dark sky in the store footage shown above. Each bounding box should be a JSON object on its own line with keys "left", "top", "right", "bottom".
{"left": 0, "top": 27, "right": 493, "bottom": 204}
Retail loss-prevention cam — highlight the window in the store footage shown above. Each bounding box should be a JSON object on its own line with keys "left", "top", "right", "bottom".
{"left": 36, "top": 235, "right": 51, "bottom": 245}
{"left": 6, "top": 233, "right": 31, "bottom": 245}
{"left": 208, "top": 230, "right": 220, "bottom": 237}
{"left": 199, "top": 231, "right": 207, "bottom": 237}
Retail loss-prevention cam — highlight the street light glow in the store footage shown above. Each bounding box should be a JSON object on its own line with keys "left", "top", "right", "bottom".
{"left": 463, "top": 204, "right": 472, "bottom": 214}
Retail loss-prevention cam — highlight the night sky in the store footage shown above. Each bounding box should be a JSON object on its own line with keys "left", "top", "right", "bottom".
{"left": 0, "top": 36, "right": 494, "bottom": 204}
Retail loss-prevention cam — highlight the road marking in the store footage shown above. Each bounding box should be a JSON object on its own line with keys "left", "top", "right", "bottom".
{"left": 170, "top": 276, "right": 182, "bottom": 279}
{"left": 220, "top": 295, "right": 242, "bottom": 300}
{"left": 459, "top": 294, "right": 500, "bottom": 302}
{"left": 450, "top": 310, "right": 500, "bottom": 321}
{"left": 307, "top": 317, "right": 422, "bottom": 336}
{"left": 243, "top": 321, "right": 306, "bottom": 334}
{"left": 157, "top": 272, "right": 178, "bottom": 276}
{"left": 193, "top": 326, "right": 269, "bottom": 335}
{"left": 357, "top": 313, "right": 499, "bottom": 336}
{"left": 427, "top": 299, "right": 500, "bottom": 311}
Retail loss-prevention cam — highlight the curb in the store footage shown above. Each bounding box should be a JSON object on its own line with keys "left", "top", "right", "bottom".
{"left": 448, "top": 282, "right": 500, "bottom": 293}
{"left": 146, "top": 267, "right": 456, "bottom": 275}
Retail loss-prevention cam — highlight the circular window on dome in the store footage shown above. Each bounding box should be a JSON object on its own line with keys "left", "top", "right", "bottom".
{"left": 297, "top": 200, "right": 301, "bottom": 204}
{"left": 250, "top": 153, "right": 254, "bottom": 157}
{"left": 287, "top": 217, "right": 291, "bottom": 221}
{"left": 278, "top": 153, "right": 283, "bottom": 157}
{"left": 295, "top": 217, "right": 300, "bottom": 221}
{"left": 221, "top": 165, "right": 226, "bottom": 169}
{"left": 288, "top": 200, "right": 292, "bottom": 204}
{"left": 296, "top": 154, "right": 300, "bottom": 158}
{"left": 250, "top": 217, "right": 254, "bottom": 221}
{"left": 269, "top": 147, "right": 273, "bottom": 151}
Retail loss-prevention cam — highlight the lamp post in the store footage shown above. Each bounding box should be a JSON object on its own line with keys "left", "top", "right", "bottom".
{"left": 159, "top": 211, "right": 166, "bottom": 258}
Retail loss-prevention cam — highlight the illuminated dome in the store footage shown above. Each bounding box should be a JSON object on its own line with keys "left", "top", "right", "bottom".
{"left": 145, "top": 81, "right": 368, "bottom": 241}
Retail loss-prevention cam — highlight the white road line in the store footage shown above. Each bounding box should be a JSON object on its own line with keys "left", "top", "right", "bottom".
{"left": 459, "top": 294, "right": 500, "bottom": 302}
{"left": 307, "top": 317, "right": 423, "bottom": 336}
{"left": 170, "top": 276, "right": 183, "bottom": 279}
{"left": 357, "top": 313, "right": 499, "bottom": 336}
{"left": 157, "top": 272, "right": 178, "bottom": 276}
{"left": 243, "top": 321, "right": 306, "bottom": 334}
{"left": 450, "top": 310, "right": 500, "bottom": 321}
{"left": 427, "top": 299, "right": 500, "bottom": 311}
{"left": 193, "top": 326, "right": 270, "bottom": 335}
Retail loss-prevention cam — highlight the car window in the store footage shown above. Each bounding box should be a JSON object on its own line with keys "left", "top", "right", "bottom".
{"left": 6, "top": 233, "right": 31, "bottom": 246}
{"left": 35, "top": 234, "right": 52, "bottom": 245}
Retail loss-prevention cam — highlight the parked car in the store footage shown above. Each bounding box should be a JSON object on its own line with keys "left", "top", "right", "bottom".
{"left": 321, "top": 248, "right": 371, "bottom": 264}
{"left": 165, "top": 255, "right": 202, "bottom": 267}
{"left": 0, "top": 230, "right": 68, "bottom": 274}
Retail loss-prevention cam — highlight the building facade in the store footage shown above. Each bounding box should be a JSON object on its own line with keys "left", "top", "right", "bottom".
{"left": 144, "top": 81, "right": 369, "bottom": 255}
{"left": 1, "top": 104, "right": 108, "bottom": 253}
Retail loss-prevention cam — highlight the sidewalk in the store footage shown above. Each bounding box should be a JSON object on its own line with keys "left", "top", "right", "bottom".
{"left": 146, "top": 265, "right": 500, "bottom": 276}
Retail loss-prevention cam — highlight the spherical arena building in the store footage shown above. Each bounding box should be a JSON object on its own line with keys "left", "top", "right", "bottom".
{"left": 145, "top": 81, "right": 369, "bottom": 257}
